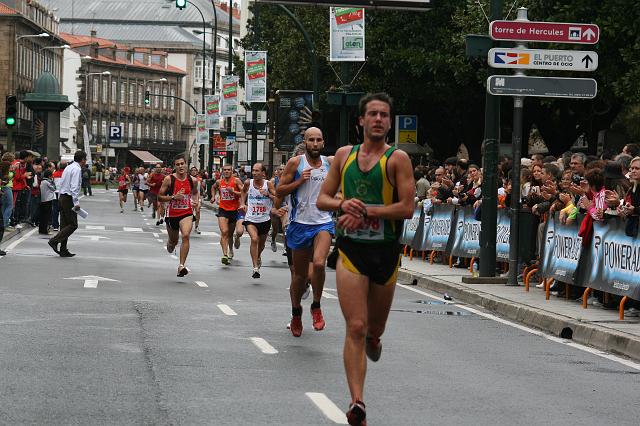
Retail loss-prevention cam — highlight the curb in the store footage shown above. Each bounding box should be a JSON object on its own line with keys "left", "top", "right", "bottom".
{"left": 398, "top": 269, "right": 640, "bottom": 362}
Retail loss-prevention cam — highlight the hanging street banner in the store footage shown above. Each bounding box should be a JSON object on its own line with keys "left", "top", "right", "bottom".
{"left": 488, "top": 48, "right": 598, "bottom": 72}
{"left": 204, "top": 95, "right": 220, "bottom": 130}
{"left": 576, "top": 218, "right": 640, "bottom": 300}
{"left": 220, "top": 75, "right": 239, "bottom": 117}
{"left": 495, "top": 209, "right": 511, "bottom": 261}
{"left": 487, "top": 75, "right": 597, "bottom": 99}
{"left": 490, "top": 21, "right": 599, "bottom": 44}
{"left": 245, "top": 51, "right": 267, "bottom": 103}
{"left": 196, "top": 114, "right": 208, "bottom": 145}
{"left": 256, "top": 1, "right": 435, "bottom": 11}
{"left": 330, "top": 7, "right": 365, "bottom": 62}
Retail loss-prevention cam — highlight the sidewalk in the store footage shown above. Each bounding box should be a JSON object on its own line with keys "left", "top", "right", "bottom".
{"left": 0, "top": 226, "right": 25, "bottom": 252}
{"left": 398, "top": 255, "right": 640, "bottom": 362}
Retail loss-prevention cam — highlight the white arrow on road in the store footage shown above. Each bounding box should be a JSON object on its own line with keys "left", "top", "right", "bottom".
{"left": 79, "top": 235, "right": 111, "bottom": 242}
{"left": 65, "top": 275, "right": 120, "bottom": 288}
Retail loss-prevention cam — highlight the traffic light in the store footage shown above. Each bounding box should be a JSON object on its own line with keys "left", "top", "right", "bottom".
{"left": 144, "top": 91, "right": 150, "bottom": 105}
{"left": 5, "top": 95, "right": 17, "bottom": 127}
{"left": 175, "top": 0, "right": 187, "bottom": 10}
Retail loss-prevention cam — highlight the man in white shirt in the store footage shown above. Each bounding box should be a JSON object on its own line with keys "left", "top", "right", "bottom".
{"left": 48, "top": 151, "right": 86, "bottom": 257}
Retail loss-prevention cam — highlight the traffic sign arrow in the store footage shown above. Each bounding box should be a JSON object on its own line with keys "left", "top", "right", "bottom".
{"left": 582, "top": 55, "right": 594, "bottom": 69}
{"left": 64, "top": 275, "right": 120, "bottom": 289}
{"left": 583, "top": 28, "right": 596, "bottom": 41}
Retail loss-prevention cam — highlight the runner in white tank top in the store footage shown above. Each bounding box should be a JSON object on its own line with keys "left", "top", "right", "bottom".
{"left": 241, "top": 163, "right": 276, "bottom": 279}
{"left": 275, "top": 127, "right": 334, "bottom": 337}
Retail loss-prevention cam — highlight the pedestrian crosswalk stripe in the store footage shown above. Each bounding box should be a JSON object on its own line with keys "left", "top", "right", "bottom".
{"left": 123, "top": 227, "right": 143, "bottom": 232}
{"left": 195, "top": 281, "right": 208, "bottom": 288}
{"left": 86, "top": 225, "right": 105, "bottom": 230}
{"left": 322, "top": 291, "right": 338, "bottom": 300}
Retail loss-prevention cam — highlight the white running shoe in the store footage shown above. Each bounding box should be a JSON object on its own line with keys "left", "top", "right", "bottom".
{"left": 301, "top": 282, "right": 311, "bottom": 300}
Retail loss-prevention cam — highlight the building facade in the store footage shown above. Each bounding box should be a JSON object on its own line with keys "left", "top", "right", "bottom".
{"left": 61, "top": 32, "right": 187, "bottom": 168}
{"left": 0, "top": 0, "right": 66, "bottom": 153}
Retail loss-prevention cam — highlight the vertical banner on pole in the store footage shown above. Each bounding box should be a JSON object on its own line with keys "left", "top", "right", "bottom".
{"left": 83, "top": 123, "right": 93, "bottom": 165}
{"left": 496, "top": 209, "right": 511, "bottom": 261}
{"left": 329, "top": 7, "right": 365, "bottom": 62}
{"left": 245, "top": 51, "right": 267, "bottom": 103}
{"left": 204, "top": 95, "right": 220, "bottom": 130}
{"left": 220, "top": 76, "right": 239, "bottom": 117}
{"left": 196, "top": 114, "right": 208, "bottom": 145}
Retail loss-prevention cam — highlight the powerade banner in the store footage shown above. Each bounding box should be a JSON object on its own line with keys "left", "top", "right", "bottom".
{"left": 204, "top": 95, "right": 220, "bottom": 130}
{"left": 220, "top": 75, "right": 239, "bottom": 117}
{"left": 330, "top": 7, "right": 365, "bottom": 62}
{"left": 245, "top": 51, "right": 267, "bottom": 103}
{"left": 577, "top": 218, "right": 640, "bottom": 299}
{"left": 450, "top": 206, "right": 481, "bottom": 258}
{"left": 411, "top": 202, "right": 431, "bottom": 249}
{"left": 540, "top": 213, "right": 583, "bottom": 284}
{"left": 496, "top": 208, "right": 511, "bottom": 260}
{"left": 400, "top": 205, "right": 422, "bottom": 246}
{"left": 421, "top": 204, "right": 455, "bottom": 252}
{"left": 276, "top": 90, "right": 314, "bottom": 151}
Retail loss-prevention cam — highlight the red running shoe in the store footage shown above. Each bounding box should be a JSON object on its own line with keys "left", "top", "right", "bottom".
{"left": 365, "top": 335, "right": 382, "bottom": 362}
{"left": 346, "top": 400, "right": 366, "bottom": 426}
{"left": 290, "top": 315, "right": 303, "bottom": 337}
{"left": 311, "top": 307, "right": 325, "bottom": 331}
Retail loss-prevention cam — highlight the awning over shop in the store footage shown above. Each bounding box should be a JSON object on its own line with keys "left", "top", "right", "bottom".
{"left": 129, "top": 150, "right": 162, "bottom": 164}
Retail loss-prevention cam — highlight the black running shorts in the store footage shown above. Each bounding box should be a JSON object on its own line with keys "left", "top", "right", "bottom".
{"left": 217, "top": 207, "right": 238, "bottom": 223}
{"left": 337, "top": 237, "right": 402, "bottom": 286}
{"left": 244, "top": 220, "right": 271, "bottom": 236}
{"left": 166, "top": 213, "right": 193, "bottom": 231}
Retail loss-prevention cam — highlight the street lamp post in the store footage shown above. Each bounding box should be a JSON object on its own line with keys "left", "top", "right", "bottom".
{"left": 84, "top": 71, "right": 111, "bottom": 168}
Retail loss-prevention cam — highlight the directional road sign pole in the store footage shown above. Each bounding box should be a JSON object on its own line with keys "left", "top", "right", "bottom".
{"left": 479, "top": 0, "right": 503, "bottom": 278}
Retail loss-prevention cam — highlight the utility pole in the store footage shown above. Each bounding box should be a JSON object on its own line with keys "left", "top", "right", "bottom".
{"left": 479, "top": 0, "right": 504, "bottom": 278}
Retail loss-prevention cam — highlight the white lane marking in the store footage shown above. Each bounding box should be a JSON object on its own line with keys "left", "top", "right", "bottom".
{"left": 305, "top": 393, "right": 348, "bottom": 424}
{"left": 217, "top": 304, "right": 237, "bottom": 316}
{"left": 152, "top": 233, "right": 160, "bottom": 238}
{"left": 397, "top": 283, "right": 640, "bottom": 371}
{"left": 170, "top": 255, "right": 178, "bottom": 260}
{"left": 161, "top": 229, "right": 168, "bottom": 234}
{"left": 195, "top": 281, "right": 208, "bottom": 288}
{"left": 86, "top": 225, "right": 105, "bottom": 230}
{"left": 322, "top": 291, "right": 338, "bottom": 300}
{"left": 84, "top": 279, "right": 98, "bottom": 289}
{"left": 123, "top": 227, "right": 143, "bottom": 232}
{"left": 199, "top": 231, "right": 221, "bottom": 236}
{"left": 250, "top": 337, "right": 278, "bottom": 354}
{"left": 156, "top": 239, "right": 163, "bottom": 243}
{"left": 2, "top": 228, "right": 38, "bottom": 254}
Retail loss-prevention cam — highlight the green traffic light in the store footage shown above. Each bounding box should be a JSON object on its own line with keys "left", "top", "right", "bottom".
{"left": 5, "top": 117, "right": 15, "bottom": 126}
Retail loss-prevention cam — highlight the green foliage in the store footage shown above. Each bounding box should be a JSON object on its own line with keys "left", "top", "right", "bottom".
{"left": 242, "top": 0, "right": 640, "bottom": 157}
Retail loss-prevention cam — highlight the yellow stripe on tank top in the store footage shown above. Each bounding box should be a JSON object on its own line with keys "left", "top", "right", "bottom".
{"left": 341, "top": 148, "right": 359, "bottom": 197}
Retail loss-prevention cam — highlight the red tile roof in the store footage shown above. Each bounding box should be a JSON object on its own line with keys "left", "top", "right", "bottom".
{"left": 60, "top": 32, "right": 186, "bottom": 75}
{"left": 0, "top": 3, "right": 18, "bottom": 14}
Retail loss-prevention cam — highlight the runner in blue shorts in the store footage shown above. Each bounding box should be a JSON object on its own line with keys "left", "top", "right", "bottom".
{"left": 276, "top": 127, "right": 334, "bottom": 337}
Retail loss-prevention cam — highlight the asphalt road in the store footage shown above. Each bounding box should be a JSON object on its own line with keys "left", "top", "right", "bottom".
{"left": 1, "top": 189, "right": 639, "bottom": 425}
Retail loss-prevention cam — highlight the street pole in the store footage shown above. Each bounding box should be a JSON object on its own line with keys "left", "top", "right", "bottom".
{"left": 227, "top": 0, "right": 233, "bottom": 165}
{"left": 251, "top": 1, "right": 259, "bottom": 166}
{"left": 208, "top": 0, "right": 218, "bottom": 175}
{"left": 478, "top": 0, "right": 503, "bottom": 278}
{"left": 507, "top": 7, "right": 529, "bottom": 286}
{"left": 339, "top": 64, "right": 350, "bottom": 147}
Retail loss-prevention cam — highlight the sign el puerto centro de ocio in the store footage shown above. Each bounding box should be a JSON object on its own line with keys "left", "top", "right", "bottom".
{"left": 489, "top": 48, "right": 598, "bottom": 72}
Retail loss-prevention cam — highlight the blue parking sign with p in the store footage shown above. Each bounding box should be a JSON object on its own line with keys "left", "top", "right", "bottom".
{"left": 109, "top": 125, "right": 122, "bottom": 140}
{"left": 399, "top": 115, "right": 417, "bottom": 131}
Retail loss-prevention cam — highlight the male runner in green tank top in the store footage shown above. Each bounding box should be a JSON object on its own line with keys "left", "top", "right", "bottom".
{"left": 317, "top": 92, "right": 415, "bottom": 426}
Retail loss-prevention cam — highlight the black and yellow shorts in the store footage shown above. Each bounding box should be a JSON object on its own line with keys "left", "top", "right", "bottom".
{"left": 337, "top": 237, "right": 402, "bottom": 286}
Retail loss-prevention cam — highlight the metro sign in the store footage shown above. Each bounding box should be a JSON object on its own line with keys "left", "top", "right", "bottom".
{"left": 254, "top": 1, "right": 436, "bottom": 10}
{"left": 490, "top": 20, "right": 599, "bottom": 44}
